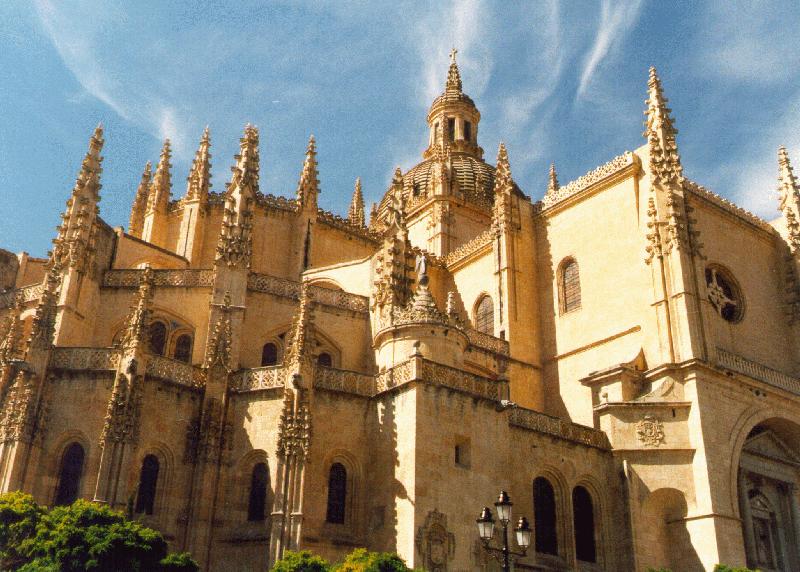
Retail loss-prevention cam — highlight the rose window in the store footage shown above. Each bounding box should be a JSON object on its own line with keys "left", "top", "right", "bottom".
{"left": 705, "top": 266, "right": 743, "bottom": 323}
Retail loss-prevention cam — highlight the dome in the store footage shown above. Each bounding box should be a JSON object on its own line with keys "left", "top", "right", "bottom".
{"left": 404, "top": 153, "right": 495, "bottom": 206}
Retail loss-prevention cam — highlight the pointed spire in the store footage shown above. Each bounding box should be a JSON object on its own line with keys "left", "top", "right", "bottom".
{"left": 119, "top": 266, "right": 154, "bottom": 351}
{"left": 284, "top": 284, "right": 316, "bottom": 370}
{"left": 147, "top": 139, "right": 172, "bottom": 213}
{"left": 186, "top": 127, "right": 211, "bottom": 202}
{"left": 446, "top": 48, "right": 462, "bottom": 94}
{"left": 51, "top": 126, "right": 104, "bottom": 271}
{"left": 547, "top": 163, "right": 560, "bottom": 195}
{"left": 348, "top": 178, "right": 366, "bottom": 227}
{"left": 26, "top": 266, "right": 60, "bottom": 352}
{"left": 0, "top": 294, "right": 24, "bottom": 363}
{"left": 644, "top": 66, "right": 683, "bottom": 186}
{"left": 231, "top": 124, "right": 260, "bottom": 193}
{"left": 778, "top": 146, "right": 800, "bottom": 212}
{"left": 296, "top": 135, "right": 320, "bottom": 207}
{"left": 494, "top": 143, "right": 513, "bottom": 195}
{"left": 128, "top": 161, "right": 152, "bottom": 237}
{"left": 369, "top": 202, "right": 379, "bottom": 228}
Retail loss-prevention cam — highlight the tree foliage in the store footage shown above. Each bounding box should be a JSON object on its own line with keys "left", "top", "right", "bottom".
{"left": 272, "top": 548, "right": 418, "bottom": 572}
{"left": 0, "top": 493, "right": 198, "bottom": 571}
{"left": 272, "top": 550, "right": 331, "bottom": 572}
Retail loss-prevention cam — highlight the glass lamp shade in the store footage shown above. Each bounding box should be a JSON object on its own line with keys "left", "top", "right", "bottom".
{"left": 515, "top": 516, "right": 532, "bottom": 550}
{"left": 494, "top": 490, "right": 513, "bottom": 523}
{"left": 476, "top": 507, "right": 495, "bottom": 540}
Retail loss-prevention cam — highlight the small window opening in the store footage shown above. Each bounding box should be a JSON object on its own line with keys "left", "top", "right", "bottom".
{"left": 326, "top": 463, "right": 347, "bottom": 524}
{"left": 317, "top": 352, "right": 332, "bottom": 367}
{"left": 464, "top": 121, "right": 472, "bottom": 142}
{"left": 447, "top": 118, "right": 456, "bottom": 142}
{"left": 54, "top": 442, "right": 85, "bottom": 506}
{"left": 247, "top": 462, "right": 270, "bottom": 522}
{"left": 173, "top": 334, "right": 192, "bottom": 363}
{"left": 134, "top": 454, "right": 160, "bottom": 515}
{"left": 454, "top": 438, "right": 471, "bottom": 468}
{"left": 261, "top": 342, "right": 278, "bottom": 366}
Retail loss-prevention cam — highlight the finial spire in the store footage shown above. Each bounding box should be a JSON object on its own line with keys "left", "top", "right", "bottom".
{"left": 547, "top": 163, "right": 559, "bottom": 195}
{"left": 296, "top": 134, "right": 320, "bottom": 207}
{"left": 445, "top": 48, "right": 462, "bottom": 94}
{"left": 644, "top": 66, "right": 683, "bottom": 186}
{"left": 147, "top": 139, "right": 172, "bottom": 213}
{"left": 284, "top": 284, "right": 316, "bottom": 371}
{"left": 128, "top": 161, "right": 152, "bottom": 237}
{"left": 492, "top": 143, "right": 514, "bottom": 231}
{"left": 119, "top": 266, "right": 154, "bottom": 351}
{"left": 186, "top": 128, "right": 212, "bottom": 202}
{"left": 349, "top": 177, "right": 365, "bottom": 227}
{"left": 778, "top": 146, "right": 800, "bottom": 212}
{"left": 494, "top": 143, "right": 512, "bottom": 193}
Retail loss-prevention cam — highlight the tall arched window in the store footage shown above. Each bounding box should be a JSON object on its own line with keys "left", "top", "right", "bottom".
{"left": 326, "top": 463, "right": 347, "bottom": 524}
{"left": 247, "top": 463, "right": 270, "bottom": 522}
{"left": 173, "top": 334, "right": 192, "bottom": 363}
{"left": 149, "top": 322, "right": 167, "bottom": 356}
{"left": 559, "top": 258, "right": 581, "bottom": 314}
{"left": 572, "top": 486, "right": 597, "bottom": 563}
{"left": 475, "top": 296, "right": 494, "bottom": 335}
{"left": 261, "top": 343, "right": 278, "bottom": 366}
{"left": 317, "top": 352, "right": 332, "bottom": 368}
{"left": 533, "top": 477, "right": 558, "bottom": 555}
{"left": 54, "top": 442, "right": 85, "bottom": 506}
{"left": 134, "top": 455, "right": 160, "bottom": 515}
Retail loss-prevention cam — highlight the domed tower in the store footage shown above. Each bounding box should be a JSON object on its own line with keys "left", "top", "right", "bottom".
{"left": 374, "top": 50, "right": 498, "bottom": 257}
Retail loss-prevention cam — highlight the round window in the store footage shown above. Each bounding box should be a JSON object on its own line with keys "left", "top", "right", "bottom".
{"left": 705, "top": 266, "right": 743, "bottom": 323}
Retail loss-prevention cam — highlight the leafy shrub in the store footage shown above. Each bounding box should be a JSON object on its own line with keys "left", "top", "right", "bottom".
{"left": 272, "top": 549, "right": 331, "bottom": 572}
{"left": 333, "top": 548, "right": 414, "bottom": 572}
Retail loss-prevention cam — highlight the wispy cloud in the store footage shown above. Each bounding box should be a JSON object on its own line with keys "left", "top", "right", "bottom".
{"left": 577, "top": 0, "right": 643, "bottom": 99}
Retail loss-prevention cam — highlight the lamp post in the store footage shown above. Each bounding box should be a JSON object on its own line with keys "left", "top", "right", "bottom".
{"left": 476, "top": 491, "right": 532, "bottom": 572}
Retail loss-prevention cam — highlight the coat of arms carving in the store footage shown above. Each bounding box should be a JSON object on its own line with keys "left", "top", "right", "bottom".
{"left": 636, "top": 414, "right": 665, "bottom": 447}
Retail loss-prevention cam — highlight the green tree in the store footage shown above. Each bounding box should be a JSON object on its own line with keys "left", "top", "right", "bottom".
{"left": 0, "top": 492, "right": 43, "bottom": 570}
{"left": 333, "top": 548, "right": 414, "bottom": 572}
{"left": 0, "top": 493, "right": 198, "bottom": 572}
{"left": 713, "top": 566, "right": 760, "bottom": 572}
{"left": 272, "top": 549, "right": 331, "bottom": 572}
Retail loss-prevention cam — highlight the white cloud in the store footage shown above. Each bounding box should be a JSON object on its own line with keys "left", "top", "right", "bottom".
{"left": 577, "top": 0, "right": 643, "bottom": 99}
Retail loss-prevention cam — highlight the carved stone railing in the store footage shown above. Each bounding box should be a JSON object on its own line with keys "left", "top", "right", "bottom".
{"left": 316, "top": 209, "right": 380, "bottom": 243}
{"left": 145, "top": 355, "right": 205, "bottom": 389}
{"left": 103, "top": 269, "right": 214, "bottom": 288}
{"left": 537, "top": 152, "right": 636, "bottom": 211}
{"left": 247, "top": 273, "right": 369, "bottom": 314}
{"left": 255, "top": 193, "right": 299, "bottom": 213}
{"left": 509, "top": 407, "right": 610, "bottom": 449}
{"left": 0, "top": 290, "right": 15, "bottom": 309}
{"left": 444, "top": 231, "right": 494, "bottom": 267}
{"left": 716, "top": 348, "right": 800, "bottom": 395}
{"left": 375, "top": 361, "right": 414, "bottom": 393}
{"left": 314, "top": 366, "right": 375, "bottom": 396}
{"left": 419, "top": 359, "right": 504, "bottom": 400}
{"left": 231, "top": 366, "right": 286, "bottom": 392}
{"left": 50, "top": 347, "right": 121, "bottom": 371}
{"left": 684, "top": 180, "right": 776, "bottom": 234}
{"left": 0, "top": 282, "right": 45, "bottom": 309}
{"left": 466, "top": 328, "right": 510, "bottom": 356}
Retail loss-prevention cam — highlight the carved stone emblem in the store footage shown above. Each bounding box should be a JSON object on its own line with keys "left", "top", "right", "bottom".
{"left": 636, "top": 414, "right": 665, "bottom": 447}
{"left": 416, "top": 509, "right": 455, "bottom": 572}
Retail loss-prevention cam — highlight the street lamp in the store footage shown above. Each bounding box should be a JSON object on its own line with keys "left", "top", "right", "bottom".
{"left": 476, "top": 491, "right": 531, "bottom": 572}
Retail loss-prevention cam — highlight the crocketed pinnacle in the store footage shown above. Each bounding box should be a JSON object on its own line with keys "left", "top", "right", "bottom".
{"left": 186, "top": 127, "right": 211, "bottom": 202}
{"left": 231, "top": 124, "right": 260, "bottom": 193}
{"left": 296, "top": 135, "right": 319, "bottom": 205}
{"left": 120, "top": 266, "right": 154, "bottom": 351}
{"left": 147, "top": 139, "right": 172, "bottom": 213}
{"left": 547, "top": 163, "right": 560, "bottom": 195}
{"left": 0, "top": 295, "right": 23, "bottom": 363}
{"left": 349, "top": 178, "right": 365, "bottom": 227}
{"left": 27, "top": 265, "right": 60, "bottom": 351}
{"left": 644, "top": 66, "right": 683, "bottom": 186}
{"left": 75, "top": 124, "right": 105, "bottom": 200}
{"left": 494, "top": 143, "right": 513, "bottom": 195}
{"left": 778, "top": 146, "right": 800, "bottom": 212}
{"left": 284, "top": 284, "right": 315, "bottom": 369}
{"left": 445, "top": 48, "right": 462, "bottom": 94}
{"left": 128, "top": 161, "right": 152, "bottom": 237}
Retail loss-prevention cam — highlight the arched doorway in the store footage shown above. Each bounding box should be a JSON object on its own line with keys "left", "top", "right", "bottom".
{"left": 737, "top": 419, "right": 800, "bottom": 572}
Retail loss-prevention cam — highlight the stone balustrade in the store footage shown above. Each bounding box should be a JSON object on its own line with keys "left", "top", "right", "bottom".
{"left": 50, "top": 347, "right": 121, "bottom": 371}
{"left": 0, "top": 282, "right": 45, "bottom": 308}
{"left": 247, "top": 273, "right": 369, "bottom": 314}
{"left": 509, "top": 407, "right": 610, "bottom": 449}
{"left": 103, "top": 269, "right": 215, "bottom": 288}
{"left": 314, "top": 366, "right": 375, "bottom": 396}
{"left": 466, "top": 328, "right": 510, "bottom": 356}
{"left": 145, "top": 355, "right": 205, "bottom": 389}
{"left": 716, "top": 348, "right": 800, "bottom": 396}
{"left": 230, "top": 366, "right": 286, "bottom": 392}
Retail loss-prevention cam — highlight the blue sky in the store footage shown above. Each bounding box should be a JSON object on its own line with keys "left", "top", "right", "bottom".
{"left": 1, "top": 1, "right": 799, "bottom": 256}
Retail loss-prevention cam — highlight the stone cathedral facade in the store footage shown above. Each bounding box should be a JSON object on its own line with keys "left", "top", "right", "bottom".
{"left": 2, "top": 54, "right": 800, "bottom": 572}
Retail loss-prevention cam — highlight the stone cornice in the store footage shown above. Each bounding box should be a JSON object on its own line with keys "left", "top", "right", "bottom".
{"left": 683, "top": 179, "right": 778, "bottom": 237}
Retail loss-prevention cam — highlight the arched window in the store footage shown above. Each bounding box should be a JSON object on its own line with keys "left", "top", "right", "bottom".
{"left": 464, "top": 121, "right": 472, "bottom": 142}
{"left": 447, "top": 118, "right": 456, "bottom": 142}
{"left": 572, "top": 486, "right": 597, "bottom": 563}
{"left": 247, "top": 463, "right": 270, "bottom": 522}
{"left": 54, "top": 442, "right": 85, "bottom": 506}
{"left": 474, "top": 296, "right": 494, "bottom": 335}
{"left": 559, "top": 258, "right": 581, "bottom": 314}
{"left": 533, "top": 477, "right": 558, "bottom": 555}
{"left": 173, "top": 334, "right": 192, "bottom": 363}
{"left": 149, "top": 322, "right": 167, "bottom": 356}
{"left": 433, "top": 122, "right": 440, "bottom": 143}
{"left": 134, "top": 455, "right": 160, "bottom": 515}
{"left": 326, "top": 463, "right": 347, "bottom": 524}
{"left": 261, "top": 343, "right": 278, "bottom": 366}
{"left": 317, "top": 352, "right": 332, "bottom": 368}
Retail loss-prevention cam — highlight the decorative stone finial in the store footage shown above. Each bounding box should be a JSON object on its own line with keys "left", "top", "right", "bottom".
{"left": 147, "top": 139, "right": 173, "bottom": 213}
{"left": 284, "top": 284, "right": 316, "bottom": 370}
{"left": 186, "top": 128, "right": 212, "bottom": 202}
{"left": 492, "top": 143, "right": 513, "bottom": 231}
{"left": 778, "top": 146, "right": 800, "bottom": 212}
{"left": 120, "top": 266, "right": 154, "bottom": 351}
{"left": 129, "top": 161, "right": 152, "bottom": 237}
{"left": 386, "top": 168, "right": 407, "bottom": 233}
{"left": 547, "top": 163, "right": 559, "bottom": 195}
{"left": 296, "top": 134, "right": 320, "bottom": 206}
{"left": 644, "top": 66, "right": 683, "bottom": 186}
{"left": 349, "top": 178, "right": 365, "bottom": 227}
{"left": 446, "top": 48, "right": 462, "bottom": 94}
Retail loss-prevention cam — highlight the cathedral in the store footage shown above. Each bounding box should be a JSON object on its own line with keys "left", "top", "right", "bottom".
{"left": 2, "top": 52, "right": 800, "bottom": 572}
